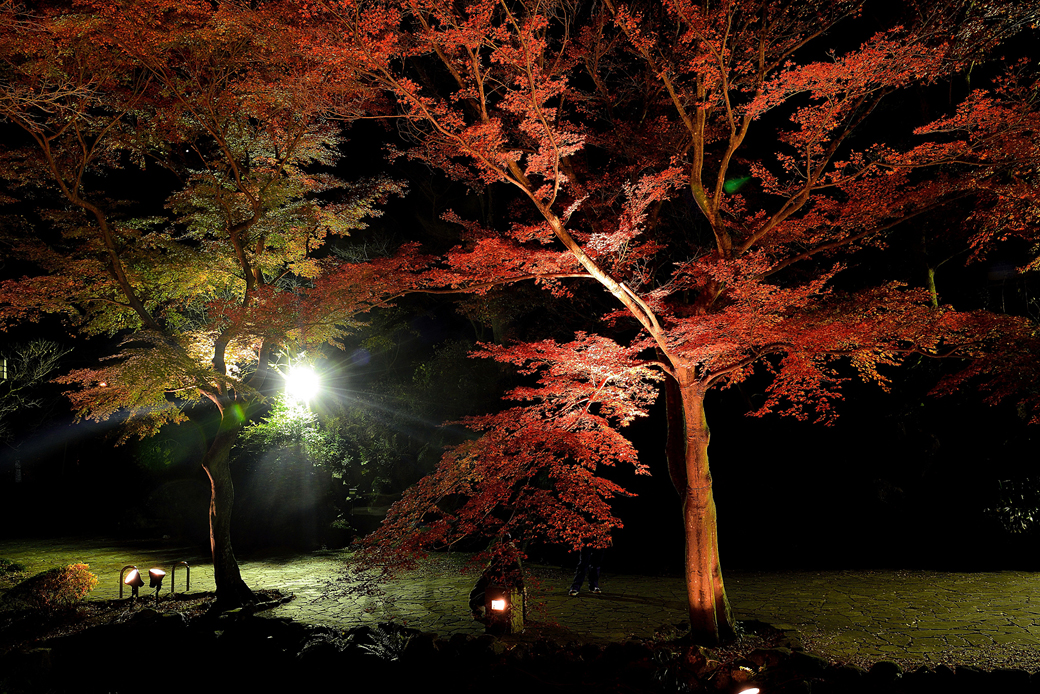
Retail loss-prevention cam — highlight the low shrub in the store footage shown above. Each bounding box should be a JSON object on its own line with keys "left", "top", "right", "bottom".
{"left": 4, "top": 563, "right": 99, "bottom": 611}
{"left": 0, "top": 557, "right": 27, "bottom": 577}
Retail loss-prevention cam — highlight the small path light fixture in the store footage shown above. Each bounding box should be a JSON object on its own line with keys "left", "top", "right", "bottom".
{"left": 121, "top": 566, "right": 144, "bottom": 599}
{"left": 484, "top": 584, "right": 524, "bottom": 636}
{"left": 148, "top": 568, "right": 166, "bottom": 606}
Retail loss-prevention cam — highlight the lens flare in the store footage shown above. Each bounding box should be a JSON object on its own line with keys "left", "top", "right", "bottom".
{"left": 286, "top": 365, "right": 320, "bottom": 403}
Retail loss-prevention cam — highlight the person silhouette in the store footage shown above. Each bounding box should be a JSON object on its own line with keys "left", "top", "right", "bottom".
{"left": 568, "top": 536, "right": 608, "bottom": 596}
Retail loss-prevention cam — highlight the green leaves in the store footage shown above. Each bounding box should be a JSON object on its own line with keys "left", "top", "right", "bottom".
{"left": 0, "top": 2, "right": 411, "bottom": 431}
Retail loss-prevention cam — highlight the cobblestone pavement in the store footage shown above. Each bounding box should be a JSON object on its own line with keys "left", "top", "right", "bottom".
{"left": 3, "top": 537, "right": 1040, "bottom": 670}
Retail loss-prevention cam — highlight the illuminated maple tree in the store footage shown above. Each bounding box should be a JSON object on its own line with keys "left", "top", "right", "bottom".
{"left": 0, "top": 1, "right": 417, "bottom": 605}
{"left": 306, "top": 0, "right": 1039, "bottom": 642}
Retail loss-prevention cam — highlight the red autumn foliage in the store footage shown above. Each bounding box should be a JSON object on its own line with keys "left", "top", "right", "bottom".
{"left": 2, "top": 0, "right": 1036, "bottom": 643}
{"left": 0, "top": 1, "right": 422, "bottom": 606}
{"left": 306, "top": 0, "right": 1040, "bottom": 643}
{"left": 6, "top": 564, "right": 100, "bottom": 613}
{"left": 358, "top": 334, "right": 659, "bottom": 576}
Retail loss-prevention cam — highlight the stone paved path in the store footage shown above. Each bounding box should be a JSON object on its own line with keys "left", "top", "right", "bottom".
{"left": 3, "top": 537, "right": 1040, "bottom": 670}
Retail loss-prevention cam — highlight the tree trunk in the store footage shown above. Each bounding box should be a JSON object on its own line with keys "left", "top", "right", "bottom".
{"left": 200, "top": 407, "right": 255, "bottom": 607}
{"left": 663, "top": 370, "right": 687, "bottom": 494}
{"left": 667, "top": 370, "right": 735, "bottom": 645}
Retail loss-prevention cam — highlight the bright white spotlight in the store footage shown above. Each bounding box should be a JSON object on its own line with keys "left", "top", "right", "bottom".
{"left": 285, "top": 365, "right": 320, "bottom": 403}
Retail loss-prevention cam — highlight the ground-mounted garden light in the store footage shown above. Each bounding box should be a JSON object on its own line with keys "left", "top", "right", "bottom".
{"left": 484, "top": 584, "right": 524, "bottom": 636}
{"left": 171, "top": 561, "right": 190, "bottom": 595}
{"left": 732, "top": 672, "right": 762, "bottom": 694}
{"left": 121, "top": 565, "right": 144, "bottom": 599}
{"left": 726, "top": 659, "right": 761, "bottom": 693}
{"left": 285, "top": 364, "right": 320, "bottom": 404}
{"left": 148, "top": 568, "right": 165, "bottom": 605}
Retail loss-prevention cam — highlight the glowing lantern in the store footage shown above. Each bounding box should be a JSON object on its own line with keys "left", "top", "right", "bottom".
{"left": 484, "top": 585, "right": 523, "bottom": 635}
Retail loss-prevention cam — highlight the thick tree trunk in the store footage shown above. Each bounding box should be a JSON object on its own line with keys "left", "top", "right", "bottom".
{"left": 200, "top": 408, "right": 255, "bottom": 607}
{"left": 666, "top": 370, "right": 735, "bottom": 645}
{"left": 663, "top": 371, "right": 687, "bottom": 493}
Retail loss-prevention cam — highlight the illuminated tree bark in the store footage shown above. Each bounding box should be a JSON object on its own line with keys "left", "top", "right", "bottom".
{"left": 200, "top": 410, "right": 252, "bottom": 604}
{"left": 674, "top": 375, "right": 735, "bottom": 643}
